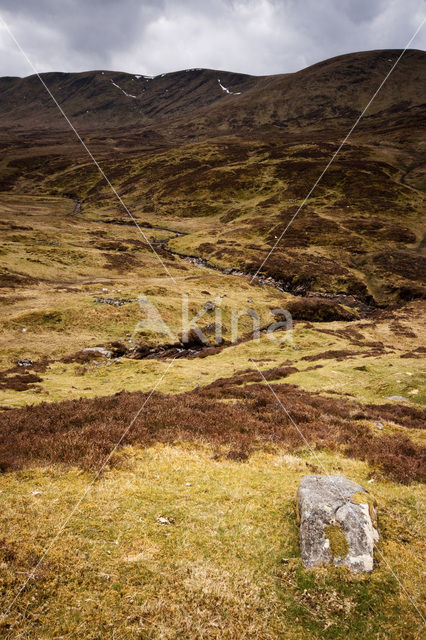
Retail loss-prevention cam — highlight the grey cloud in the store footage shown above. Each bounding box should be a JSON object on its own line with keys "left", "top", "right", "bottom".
{"left": 0, "top": 0, "right": 424, "bottom": 77}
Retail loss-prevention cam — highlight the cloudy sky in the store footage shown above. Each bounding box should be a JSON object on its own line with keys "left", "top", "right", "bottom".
{"left": 0, "top": 0, "right": 425, "bottom": 78}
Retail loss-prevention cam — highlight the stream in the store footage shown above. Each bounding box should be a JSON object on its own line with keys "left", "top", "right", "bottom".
{"left": 149, "top": 226, "right": 375, "bottom": 316}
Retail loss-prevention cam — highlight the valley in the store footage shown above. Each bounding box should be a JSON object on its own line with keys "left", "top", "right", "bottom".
{"left": 0, "top": 48, "right": 425, "bottom": 639}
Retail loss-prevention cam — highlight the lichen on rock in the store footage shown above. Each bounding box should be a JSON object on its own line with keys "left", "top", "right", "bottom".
{"left": 297, "top": 475, "right": 379, "bottom": 573}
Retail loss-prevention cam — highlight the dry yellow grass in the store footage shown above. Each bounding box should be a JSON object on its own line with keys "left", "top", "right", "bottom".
{"left": 0, "top": 445, "right": 424, "bottom": 639}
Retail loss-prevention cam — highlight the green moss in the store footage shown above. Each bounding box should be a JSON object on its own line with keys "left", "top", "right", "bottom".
{"left": 351, "top": 491, "right": 378, "bottom": 527}
{"left": 351, "top": 491, "right": 370, "bottom": 506}
{"left": 324, "top": 523, "right": 349, "bottom": 559}
{"left": 7, "top": 309, "right": 67, "bottom": 331}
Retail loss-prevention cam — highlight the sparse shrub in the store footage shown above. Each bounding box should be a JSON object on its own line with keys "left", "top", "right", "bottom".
{"left": 301, "top": 350, "right": 359, "bottom": 362}
{"left": 0, "top": 371, "right": 424, "bottom": 482}
{"left": 286, "top": 298, "right": 356, "bottom": 322}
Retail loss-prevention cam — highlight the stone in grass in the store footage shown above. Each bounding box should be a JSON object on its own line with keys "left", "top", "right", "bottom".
{"left": 82, "top": 346, "right": 112, "bottom": 358}
{"left": 297, "top": 475, "right": 379, "bottom": 573}
{"left": 17, "top": 358, "right": 33, "bottom": 367}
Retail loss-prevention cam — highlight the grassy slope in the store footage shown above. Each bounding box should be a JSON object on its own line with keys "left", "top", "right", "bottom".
{"left": 1, "top": 446, "right": 424, "bottom": 639}
{"left": 2, "top": 135, "right": 424, "bottom": 304}
{"left": 0, "top": 192, "right": 424, "bottom": 636}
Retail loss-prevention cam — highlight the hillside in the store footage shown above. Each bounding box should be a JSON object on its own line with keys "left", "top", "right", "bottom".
{"left": 0, "top": 49, "right": 425, "bottom": 639}
{"left": 0, "top": 67, "right": 262, "bottom": 131}
{"left": 0, "top": 49, "right": 424, "bottom": 138}
{"left": 0, "top": 50, "right": 425, "bottom": 305}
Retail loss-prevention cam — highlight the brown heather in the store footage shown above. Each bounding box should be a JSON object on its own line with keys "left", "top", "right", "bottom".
{"left": 0, "top": 370, "right": 424, "bottom": 483}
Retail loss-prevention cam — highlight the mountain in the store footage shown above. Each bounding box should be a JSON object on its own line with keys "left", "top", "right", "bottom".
{"left": 0, "top": 49, "right": 425, "bottom": 304}
{"left": 0, "top": 49, "right": 424, "bottom": 138}
{"left": 0, "top": 67, "right": 262, "bottom": 131}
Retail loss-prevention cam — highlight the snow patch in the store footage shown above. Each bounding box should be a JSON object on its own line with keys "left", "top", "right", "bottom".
{"left": 134, "top": 75, "right": 142, "bottom": 79}
{"left": 110, "top": 79, "right": 137, "bottom": 99}
{"left": 218, "top": 79, "right": 241, "bottom": 95}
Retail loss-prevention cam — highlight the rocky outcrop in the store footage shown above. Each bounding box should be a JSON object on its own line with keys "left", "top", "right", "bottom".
{"left": 297, "top": 475, "right": 379, "bottom": 573}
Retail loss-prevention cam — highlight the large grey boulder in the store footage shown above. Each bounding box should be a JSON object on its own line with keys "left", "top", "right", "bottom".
{"left": 297, "top": 475, "right": 379, "bottom": 572}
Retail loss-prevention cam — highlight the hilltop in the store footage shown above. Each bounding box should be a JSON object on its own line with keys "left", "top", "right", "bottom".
{"left": 0, "top": 49, "right": 424, "bottom": 139}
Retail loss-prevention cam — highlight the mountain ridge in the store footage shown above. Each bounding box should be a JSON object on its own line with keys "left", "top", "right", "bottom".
{"left": 0, "top": 48, "right": 424, "bottom": 137}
